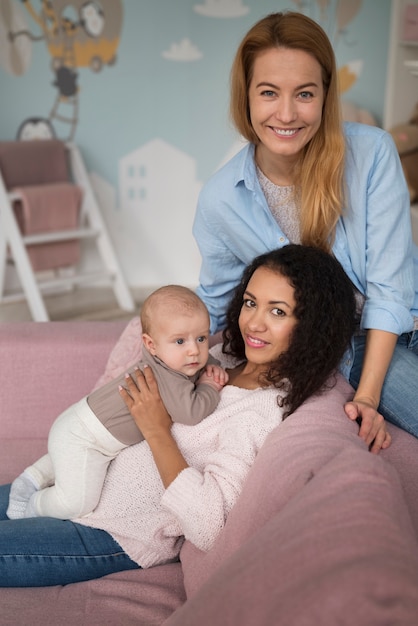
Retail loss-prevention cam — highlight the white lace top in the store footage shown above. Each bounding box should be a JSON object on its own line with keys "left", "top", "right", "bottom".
{"left": 256, "top": 166, "right": 300, "bottom": 244}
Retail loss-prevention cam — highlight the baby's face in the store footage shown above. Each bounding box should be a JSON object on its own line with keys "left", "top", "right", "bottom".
{"left": 148, "top": 310, "right": 210, "bottom": 376}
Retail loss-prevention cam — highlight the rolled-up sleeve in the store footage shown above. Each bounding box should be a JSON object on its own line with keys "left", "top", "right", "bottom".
{"left": 337, "top": 124, "right": 415, "bottom": 335}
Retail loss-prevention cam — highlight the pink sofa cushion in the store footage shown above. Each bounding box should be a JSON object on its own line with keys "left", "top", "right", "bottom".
{"left": 0, "top": 321, "right": 127, "bottom": 441}
{"left": 1, "top": 564, "right": 185, "bottom": 626}
{"left": 167, "top": 445, "right": 418, "bottom": 626}
{"left": 175, "top": 373, "right": 418, "bottom": 626}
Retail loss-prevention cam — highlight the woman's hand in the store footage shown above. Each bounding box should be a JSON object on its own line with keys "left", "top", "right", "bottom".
{"left": 119, "top": 365, "right": 188, "bottom": 487}
{"left": 344, "top": 399, "right": 391, "bottom": 454}
{"left": 345, "top": 329, "right": 396, "bottom": 453}
{"left": 119, "top": 365, "right": 173, "bottom": 441}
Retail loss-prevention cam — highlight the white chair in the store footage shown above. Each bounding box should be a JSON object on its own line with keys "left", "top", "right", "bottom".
{"left": 0, "top": 139, "right": 135, "bottom": 321}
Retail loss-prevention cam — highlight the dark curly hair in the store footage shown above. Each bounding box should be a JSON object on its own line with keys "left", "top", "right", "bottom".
{"left": 222, "top": 244, "right": 356, "bottom": 417}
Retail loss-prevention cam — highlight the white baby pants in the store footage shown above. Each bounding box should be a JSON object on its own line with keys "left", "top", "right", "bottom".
{"left": 27, "top": 397, "right": 127, "bottom": 519}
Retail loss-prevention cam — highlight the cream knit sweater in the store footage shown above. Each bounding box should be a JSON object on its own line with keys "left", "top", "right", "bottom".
{"left": 75, "top": 346, "right": 284, "bottom": 568}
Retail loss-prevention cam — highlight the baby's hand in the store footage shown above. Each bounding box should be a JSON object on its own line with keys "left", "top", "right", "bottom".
{"left": 198, "top": 364, "right": 229, "bottom": 391}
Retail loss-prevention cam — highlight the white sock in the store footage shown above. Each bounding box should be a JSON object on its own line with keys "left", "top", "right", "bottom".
{"left": 24, "top": 492, "right": 40, "bottom": 519}
{"left": 7, "top": 469, "right": 40, "bottom": 520}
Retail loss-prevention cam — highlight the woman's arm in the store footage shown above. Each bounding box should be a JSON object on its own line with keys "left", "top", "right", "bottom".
{"left": 119, "top": 366, "right": 188, "bottom": 488}
{"left": 344, "top": 329, "right": 396, "bottom": 453}
{"left": 342, "top": 129, "right": 414, "bottom": 453}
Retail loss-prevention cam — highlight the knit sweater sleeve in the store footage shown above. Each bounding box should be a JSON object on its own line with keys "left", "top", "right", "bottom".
{"left": 160, "top": 391, "right": 282, "bottom": 552}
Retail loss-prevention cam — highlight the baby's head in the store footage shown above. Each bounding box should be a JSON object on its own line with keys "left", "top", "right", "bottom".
{"left": 141, "top": 285, "right": 211, "bottom": 376}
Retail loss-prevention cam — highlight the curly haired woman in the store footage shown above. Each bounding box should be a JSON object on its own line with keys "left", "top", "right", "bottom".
{"left": 0, "top": 244, "right": 355, "bottom": 587}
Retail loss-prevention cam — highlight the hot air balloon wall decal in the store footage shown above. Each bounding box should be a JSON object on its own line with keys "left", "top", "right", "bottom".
{"left": 0, "top": 0, "right": 123, "bottom": 141}
{"left": 291, "top": 0, "right": 364, "bottom": 95}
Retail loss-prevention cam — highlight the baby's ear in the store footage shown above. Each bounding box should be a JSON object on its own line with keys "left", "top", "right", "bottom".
{"left": 142, "top": 333, "right": 157, "bottom": 355}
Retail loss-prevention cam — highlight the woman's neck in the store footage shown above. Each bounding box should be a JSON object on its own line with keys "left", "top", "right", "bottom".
{"left": 227, "top": 361, "right": 268, "bottom": 390}
{"left": 255, "top": 145, "right": 296, "bottom": 187}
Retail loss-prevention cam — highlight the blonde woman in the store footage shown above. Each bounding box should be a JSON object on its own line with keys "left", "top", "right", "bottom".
{"left": 193, "top": 11, "right": 418, "bottom": 451}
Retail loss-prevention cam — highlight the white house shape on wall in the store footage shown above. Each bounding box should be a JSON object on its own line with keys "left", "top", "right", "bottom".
{"left": 118, "top": 138, "right": 203, "bottom": 287}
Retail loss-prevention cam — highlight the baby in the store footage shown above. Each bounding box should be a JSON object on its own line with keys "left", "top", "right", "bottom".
{"left": 7, "top": 285, "right": 228, "bottom": 520}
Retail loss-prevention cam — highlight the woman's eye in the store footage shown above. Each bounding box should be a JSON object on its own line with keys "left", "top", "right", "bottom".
{"left": 272, "top": 307, "right": 285, "bottom": 317}
{"left": 243, "top": 298, "right": 255, "bottom": 308}
{"left": 298, "top": 91, "right": 313, "bottom": 100}
{"left": 261, "top": 89, "right": 275, "bottom": 97}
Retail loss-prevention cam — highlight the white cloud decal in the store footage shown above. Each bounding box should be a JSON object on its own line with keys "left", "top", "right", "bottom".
{"left": 162, "top": 38, "right": 202, "bottom": 62}
{"left": 194, "top": 0, "right": 249, "bottom": 18}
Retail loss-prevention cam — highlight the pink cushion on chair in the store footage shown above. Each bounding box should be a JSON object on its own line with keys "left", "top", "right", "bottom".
{"left": 12, "top": 182, "right": 82, "bottom": 271}
{"left": 0, "top": 139, "right": 83, "bottom": 272}
{"left": 0, "top": 140, "right": 69, "bottom": 189}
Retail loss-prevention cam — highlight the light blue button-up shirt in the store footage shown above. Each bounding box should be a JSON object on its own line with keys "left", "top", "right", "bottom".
{"left": 193, "top": 122, "right": 418, "bottom": 377}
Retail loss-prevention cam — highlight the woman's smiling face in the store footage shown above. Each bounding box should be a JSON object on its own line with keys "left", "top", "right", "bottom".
{"left": 248, "top": 46, "right": 325, "bottom": 167}
{"left": 238, "top": 266, "right": 298, "bottom": 367}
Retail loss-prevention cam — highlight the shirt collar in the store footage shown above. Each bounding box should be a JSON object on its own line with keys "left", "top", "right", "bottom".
{"left": 234, "top": 143, "right": 259, "bottom": 191}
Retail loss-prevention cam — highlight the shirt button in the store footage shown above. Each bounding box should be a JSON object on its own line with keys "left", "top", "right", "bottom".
{"left": 279, "top": 237, "right": 285, "bottom": 242}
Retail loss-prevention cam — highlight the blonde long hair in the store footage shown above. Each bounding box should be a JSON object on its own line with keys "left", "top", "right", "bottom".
{"left": 230, "top": 12, "right": 345, "bottom": 252}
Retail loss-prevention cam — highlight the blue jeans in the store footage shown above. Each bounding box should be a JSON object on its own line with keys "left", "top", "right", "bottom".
{"left": 0, "top": 484, "right": 139, "bottom": 587}
{"left": 349, "top": 331, "right": 418, "bottom": 438}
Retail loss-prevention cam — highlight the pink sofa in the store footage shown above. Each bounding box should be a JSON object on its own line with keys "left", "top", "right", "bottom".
{"left": 1, "top": 321, "right": 418, "bottom": 625}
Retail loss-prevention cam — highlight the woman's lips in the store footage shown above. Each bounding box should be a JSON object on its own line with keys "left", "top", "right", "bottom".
{"left": 272, "top": 127, "right": 299, "bottom": 137}
{"left": 245, "top": 334, "right": 268, "bottom": 348}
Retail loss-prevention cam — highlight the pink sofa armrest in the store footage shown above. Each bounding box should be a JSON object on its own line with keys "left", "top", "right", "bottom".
{"left": 168, "top": 445, "right": 418, "bottom": 626}
{"left": 169, "top": 375, "right": 418, "bottom": 625}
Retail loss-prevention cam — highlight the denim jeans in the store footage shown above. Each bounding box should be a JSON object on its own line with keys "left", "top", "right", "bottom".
{"left": 349, "top": 331, "right": 418, "bottom": 438}
{"left": 0, "top": 484, "right": 139, "bottom": 587}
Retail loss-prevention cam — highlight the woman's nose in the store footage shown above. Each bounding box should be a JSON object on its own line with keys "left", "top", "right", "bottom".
{"left": 275, "top": 96, "right": 297, "bottom": 123}
{"left": 247, "top": 310, "right": 267, "bottom": 331}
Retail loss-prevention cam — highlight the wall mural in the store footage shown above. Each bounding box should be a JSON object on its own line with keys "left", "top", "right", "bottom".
{"left": 0, "top": 0, "right": 367, "bottom": 147}
{"left": 0, "top": 0, "right": 122, "bottom": 140}
{"left": 0, "top": 0, "right": 377, "bottom": 290}
{"left": 0, "top": 0, "right": 365, "bottom": 143}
